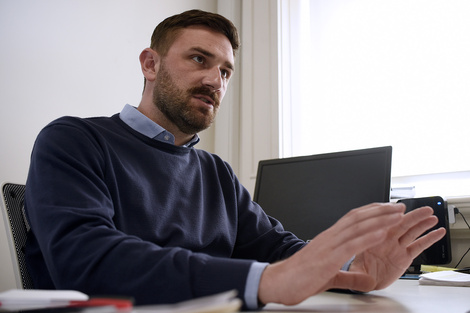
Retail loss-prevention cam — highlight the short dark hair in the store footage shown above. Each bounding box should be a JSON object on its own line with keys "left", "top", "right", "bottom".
{"left": 150, "top": 9, "right": 240, "bottom": 57}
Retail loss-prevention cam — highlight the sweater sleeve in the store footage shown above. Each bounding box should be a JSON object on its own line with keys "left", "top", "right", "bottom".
{"left": 24, "top": 119, "right": 254, "bottom": 307}
{"left": 229, "top": 168, "right": 306, "bottom": 262}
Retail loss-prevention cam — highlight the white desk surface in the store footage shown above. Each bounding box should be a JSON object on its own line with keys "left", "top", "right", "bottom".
{"left": 260, "top": 279, "right": 470, "bottom": 312}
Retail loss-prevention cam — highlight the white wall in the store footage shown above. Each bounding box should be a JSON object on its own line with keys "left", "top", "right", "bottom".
{"left": 0, "top": 0, "right": 219, "bottom": 292}
{"left": 0, "top": 0, "right": 220, "bottom": 185}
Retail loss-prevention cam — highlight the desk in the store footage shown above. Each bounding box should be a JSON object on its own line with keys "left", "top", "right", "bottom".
{"left": 259, "top": 279, "right": 470, "bottom": 312}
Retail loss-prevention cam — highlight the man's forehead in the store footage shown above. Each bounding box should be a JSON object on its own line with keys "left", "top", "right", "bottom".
{"left": 171, "top": 26, "right": 235, "bottom": 63}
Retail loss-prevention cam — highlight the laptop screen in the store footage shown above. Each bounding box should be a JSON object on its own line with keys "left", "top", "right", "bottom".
{"left": 253, "top": 146, "right": 392, "bottom": 241}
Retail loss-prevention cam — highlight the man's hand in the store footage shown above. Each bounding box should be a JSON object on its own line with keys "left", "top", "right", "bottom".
{"left": 344, "top": 205, "right": 446, "bottom": 291}
{"left": 258, "top": 202, "right": 446, "bottom": 306}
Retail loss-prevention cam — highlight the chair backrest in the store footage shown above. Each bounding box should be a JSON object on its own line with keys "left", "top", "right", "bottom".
{"left": 0, "top": 182, "right": 34, "bottom": 289}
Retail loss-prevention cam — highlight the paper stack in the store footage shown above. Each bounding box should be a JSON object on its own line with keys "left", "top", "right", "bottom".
{"left": 419, "top": 271, "right": 470, "bottom": 287}
{"left": 134, "top": 290, "right": 242, "bottom": 313}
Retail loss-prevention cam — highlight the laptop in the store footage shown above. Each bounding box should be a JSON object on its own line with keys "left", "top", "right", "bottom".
{"left": 253, "top": 146, "right": 392, "bottom": 241}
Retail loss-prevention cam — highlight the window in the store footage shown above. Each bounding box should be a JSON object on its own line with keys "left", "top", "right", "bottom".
{"left": 279, "top": 0, "right": 470, "bottom": 196}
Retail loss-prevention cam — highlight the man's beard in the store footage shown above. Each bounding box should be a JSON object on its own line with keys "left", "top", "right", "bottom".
{"left": 152, "top": 61, "right": 220, "bottom": 135}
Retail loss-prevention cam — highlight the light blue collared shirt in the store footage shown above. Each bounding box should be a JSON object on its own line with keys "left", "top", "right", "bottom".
{"left": 119, "top": 104, "right": 200, "bottom": 148}
{"left": 118, "top": 104, "right": 267, "bottom": 309}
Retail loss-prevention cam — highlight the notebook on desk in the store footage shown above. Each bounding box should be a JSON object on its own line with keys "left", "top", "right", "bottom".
{"left": 253, "top": 146, "right": 393, "bottom": 241}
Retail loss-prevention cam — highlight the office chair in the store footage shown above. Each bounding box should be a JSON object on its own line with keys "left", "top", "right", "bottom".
{"left": 1, "top": 182, "right": 34, "bottom": 289}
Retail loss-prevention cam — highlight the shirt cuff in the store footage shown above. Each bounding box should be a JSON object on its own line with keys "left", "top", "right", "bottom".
{"left": 244, "top": 262, "right": 269, "bottom": 310}
{"left": 341, "top": 255, "right": 355, "bottom": 271}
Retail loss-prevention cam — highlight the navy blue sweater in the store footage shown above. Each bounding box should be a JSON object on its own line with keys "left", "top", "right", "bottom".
{"left": 25, "top": 114, "right": 304, "bottom": 306}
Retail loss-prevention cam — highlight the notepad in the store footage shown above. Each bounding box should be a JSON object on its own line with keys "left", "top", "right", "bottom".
{"left": 0, "top": 289, "right": 89, "bottom": 305}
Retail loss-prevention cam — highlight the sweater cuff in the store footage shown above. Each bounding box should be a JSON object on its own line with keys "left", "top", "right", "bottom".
{"left": 244, "top": 262, "right": 269, "bottom": 310}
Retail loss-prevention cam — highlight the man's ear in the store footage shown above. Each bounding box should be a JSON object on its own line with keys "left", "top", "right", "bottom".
{"left": 139, "top": 48, "right": 160, "bottom": 82}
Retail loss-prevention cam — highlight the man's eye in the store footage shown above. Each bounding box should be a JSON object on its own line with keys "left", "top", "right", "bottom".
{"left": 192, "top": 56, "right": 204, "bottom": 64}
{"left": 221, "top": 70, "right": 231, "bottom": 79}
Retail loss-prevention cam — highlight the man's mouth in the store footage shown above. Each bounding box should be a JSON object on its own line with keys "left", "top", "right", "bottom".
{"left": 195, "top": 95, "right": 215, "bottom": 107}
{"left": 190, "top": 86, "right": 220, "bottom": 108}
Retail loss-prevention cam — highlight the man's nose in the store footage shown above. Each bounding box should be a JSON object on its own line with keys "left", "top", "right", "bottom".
{"left": 202, "top": 67, "right": 223, "bottom": 91}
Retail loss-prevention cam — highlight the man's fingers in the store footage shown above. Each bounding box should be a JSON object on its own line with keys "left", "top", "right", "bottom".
{"left": 392, "top": 206, "right": 435, "bottom": 241}
{"left": 339, "top": 203, "right": 406, "bottom": 226}
{"left": 398, "top": 214, "right": 438, "bottom": 247}
{"left": 320, "top": 204, "right": 404, "bottom": 249}
{"left": 314, "top": 204, "right": 405, "bottom": 266}
{"left": 407, "top": 227, "right": 447, "bottom": 259}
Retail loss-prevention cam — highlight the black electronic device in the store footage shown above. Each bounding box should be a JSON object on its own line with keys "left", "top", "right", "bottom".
{"left": 253, "top": 146, "right": 392, "bottom": 241}
{"left": 397, "top": 196, "right": 452, "bottom": 266}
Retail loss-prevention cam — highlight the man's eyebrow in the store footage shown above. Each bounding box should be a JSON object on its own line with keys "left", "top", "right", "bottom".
{"left": 191, "top": 47, "right": 235, "bottom": 72}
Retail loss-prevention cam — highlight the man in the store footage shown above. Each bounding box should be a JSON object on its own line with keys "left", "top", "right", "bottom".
{"left": 25, "top": 9, "right": 445, "bottom": 310}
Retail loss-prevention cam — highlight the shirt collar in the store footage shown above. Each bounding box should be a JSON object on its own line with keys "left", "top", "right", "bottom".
{"left": 119, "top": 104, "right": 200, "bottom": 148}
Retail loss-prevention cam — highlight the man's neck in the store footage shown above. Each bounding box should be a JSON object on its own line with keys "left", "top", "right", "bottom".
{"left": 136, "top": 103, "right": 194, "bottom": 146}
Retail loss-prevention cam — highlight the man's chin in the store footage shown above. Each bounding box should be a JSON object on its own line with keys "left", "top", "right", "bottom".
{"left": 179, "top": 117, "right": 214, "bottom": 134}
